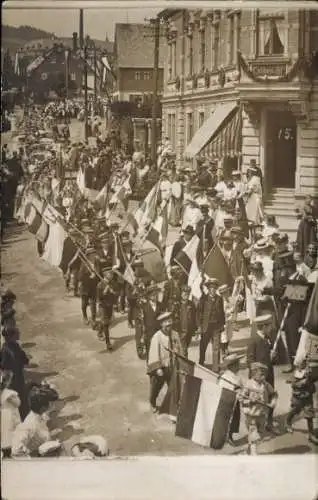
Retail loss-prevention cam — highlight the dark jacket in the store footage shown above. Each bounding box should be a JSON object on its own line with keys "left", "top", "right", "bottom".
{"left": 170, "top": 238, "right": 186, "bottom": 265}
{"left": 201, "top": 294, "right": 225, "bottom": 333}
{"left": 246, "top": 332, "right": 274, "bottom": 387}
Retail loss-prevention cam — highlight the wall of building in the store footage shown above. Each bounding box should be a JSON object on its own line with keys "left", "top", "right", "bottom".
{"left": 117, "top": 67, "right": 163, "bottom": 94}
{"left": 297, "top": 79, "right": 318, "bottom": 196}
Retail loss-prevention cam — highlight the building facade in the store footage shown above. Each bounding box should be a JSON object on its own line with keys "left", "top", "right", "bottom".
{"left": 161, "top": 9, "right": 318, "bottom": 214}
{"left": 113, "top": 23, "right": 164, "bottom": 154}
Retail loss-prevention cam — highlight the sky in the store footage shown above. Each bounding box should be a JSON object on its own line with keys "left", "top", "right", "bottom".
{"left": 2, "top": 7, "right": 160, "bottom": 41}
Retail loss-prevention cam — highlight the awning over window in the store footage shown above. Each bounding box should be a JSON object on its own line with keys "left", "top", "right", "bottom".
{"left": 183, "top": 102, "right": 241, "bottom": 159}
{"left": 201, "top": 106, "right": 242, "bottom": 159}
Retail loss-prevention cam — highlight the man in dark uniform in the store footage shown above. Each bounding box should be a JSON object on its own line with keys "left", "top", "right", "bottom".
{"left": 179, "top": 284, "right": 196, "bottom": 356}
{"left": 199, "top": 278, "right": 225, "bottom": 371}
{"left": 196, "top": 204, "right": 215, "bottom": 263}
{"left": 246, "top": 314, "right": 278, "bottom": 432}
{"left": 271, "top": 234, "right": 296, "bottom": 364}
{"left": 170, "top": 225, "right": 194, "bottom": 267}
{"left": 78, "top": 248, "right": 99, "bottom": 327}
{"left": 96, "top": 267, "right": 119, "bottom": 351}
{"left": 162, "top": 265, "right": 183, "bottom": 330}
{"left": 142, "top": 284, "right": 161, "bottom": 359}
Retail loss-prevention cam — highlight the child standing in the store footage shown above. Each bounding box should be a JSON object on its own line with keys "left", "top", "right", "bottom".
{"left": 239, "top": 362, "right": 278, "bottom": 455}
{"left": 285, "top": 361, "right": 318, "bottom": 445}
{"left": 1, "top": 369, "right": 21, "bottom": 458}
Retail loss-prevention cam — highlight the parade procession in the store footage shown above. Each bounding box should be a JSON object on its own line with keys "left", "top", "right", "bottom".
{"left": 1, "top": 6, "right": 318, "bottom": 460}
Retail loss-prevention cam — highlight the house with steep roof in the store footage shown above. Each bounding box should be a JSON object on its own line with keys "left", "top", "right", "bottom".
{"left": 112, "top": 23, "right": 165, "bottom": 154}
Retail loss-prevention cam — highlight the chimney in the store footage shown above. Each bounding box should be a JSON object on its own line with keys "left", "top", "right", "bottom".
{"left": 79, "top": 9, "right": 84, "bottom": 49}
{"left": 72, "top": 32, "right": 78, "bottom": 51}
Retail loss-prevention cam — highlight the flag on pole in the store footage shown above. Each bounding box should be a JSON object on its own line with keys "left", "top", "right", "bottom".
{"left": 202, "top": 243, "right": 234, "bottom": 287}
{"left": 94, "top": 182, "right": 109, "bottom": 215}
{"left": 175, "top": 234, "right": 202, "bottom": 299}
{"left": 109, "top": 176, "right": 132, "bottom": 206}
{"left": 128, "top": 182, "right": 160, "bottom": 235}
{"left": 41, "top": 205, "right": 77, "bottom": 273}
{"left": 159, "top": 351, "right": 217, "bottom": 417}
{"left": 136, "top": 241, "right": 167, "bottom": 283}
{"left": 24, "top": 202, "right": 49, "bottom": 244}
{"left": 175, "top": 374, "right": 237, "bottom": 450}
{"left": 76, "top": 165, "right": 99, "bottom": 202}
{"left": 146, "top": 203, "right": 168, "bottom": 253}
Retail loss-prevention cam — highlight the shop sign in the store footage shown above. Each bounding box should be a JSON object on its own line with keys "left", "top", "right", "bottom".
{"left": 251, "top": 62, "right": 286, "bottom": 78}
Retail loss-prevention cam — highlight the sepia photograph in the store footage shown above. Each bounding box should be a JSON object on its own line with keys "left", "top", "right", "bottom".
{"left": 1, "top": 1, "right": 318, "bottom": 498}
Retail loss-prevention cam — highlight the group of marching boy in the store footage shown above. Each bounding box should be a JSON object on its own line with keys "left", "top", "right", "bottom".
{"left": 3, "top": 99, "right": 318, "bottom": 455}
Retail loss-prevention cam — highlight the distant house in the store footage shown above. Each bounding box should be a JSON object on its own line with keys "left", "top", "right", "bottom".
{"left": 15, "top": 35, "right": 114, "bottom": 99}
{"left": 113, "top": 23, "right": 164, "bottom": 154}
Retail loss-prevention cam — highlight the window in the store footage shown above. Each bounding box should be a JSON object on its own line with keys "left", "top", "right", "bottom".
{"left": 257, "top": 10, "right": 285, "bottom": 56}
{"left": 135, "top": 71, "right": 141, "bottom": 80}
{"left": 213, "top": 21, "right": 220, "bottom": 69}
{"left": 199, "top": 111, "right": 205, "bottom": 128}
{"left": 187, "top": 112, "right": 194, "bottom": 144}
{"left": 70, "top": 73, "right": 76, "bottom": 81}
{"left": 143, "top": 71, "right": 150, "bottom": 80}
{"left": 200, "top": 28, "right": 206, "bottom": 72}
{"left": 50, "top": 57, "right": 56, "bottom": 64}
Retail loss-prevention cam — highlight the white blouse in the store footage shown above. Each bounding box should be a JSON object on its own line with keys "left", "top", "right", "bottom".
{"left": 11, "top": 411, "right": 51, "bottom": 457}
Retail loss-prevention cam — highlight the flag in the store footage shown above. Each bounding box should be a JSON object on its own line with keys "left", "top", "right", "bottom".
{"left": 24, "top": 202, "right": 49, "bottom": 244}
{"left": 129, "top": 182, "right": 160, "bottom": 235}
{"left": 94, "top": 182, "right": 109, "bottom": 215}
{"left": 175, "top": 374, "right": 237, "bottom": 450}
{"left": 137, "top": 242, "right": 167, "bottom": 283}
{"left": 159, "top": 352, "right": 216, "bottom": 417}
{"left": 41, "top": 206, "right": 77, "bottom": 274}
{"left": 175, "top": 235, "right": 202, "bottom": 300}
{"left": 109, "top": 176, "right": 132, "bottom": 206}
{"left": 202, "top": 243, "right": 234, "bottom": 287}
{"left": 76, "top": 165, "right": 99, "bottom": 202}
{"left": 146, "top": 203, "right": 168, "bottom": 253}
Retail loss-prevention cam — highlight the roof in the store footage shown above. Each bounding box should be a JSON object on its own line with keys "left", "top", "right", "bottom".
{"left": 114, "top": 23, "right": 164, "bottom": 69}
{"left": 20, "top": 37, "right": 113, "bottom": 54}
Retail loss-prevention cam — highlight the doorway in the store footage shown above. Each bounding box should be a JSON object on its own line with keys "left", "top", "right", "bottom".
{"left": 266, "top": 110, "right": 297, "bottom": 188}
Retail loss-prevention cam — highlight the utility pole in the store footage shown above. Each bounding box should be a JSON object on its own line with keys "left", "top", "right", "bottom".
{"left": 151, "top": 16, "right": 160, "bottom": 168}
{"left": 84, "top": 42, "right": 88, "bottom": 143}
{"left": 93, "top": 43, "right": 97, "bottom": 105}
{"left": 79, "top": 9, "right": 84, "bottom": 96}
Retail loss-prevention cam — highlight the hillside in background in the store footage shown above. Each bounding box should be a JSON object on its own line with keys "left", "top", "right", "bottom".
{"left": 2, "top": 25, "right": 55, "bottom": 51}
{"left": 2, "top": 24, "right": 113, "bottom": 54}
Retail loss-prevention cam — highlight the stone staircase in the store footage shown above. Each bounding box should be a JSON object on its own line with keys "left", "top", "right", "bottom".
{"left": 263, "top": 188, "right": 299, "bottom": 242}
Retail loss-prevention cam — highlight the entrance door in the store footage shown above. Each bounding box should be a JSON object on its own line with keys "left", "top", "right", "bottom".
{"left": 267, "top": 110, "right": 297, "bottom": 188}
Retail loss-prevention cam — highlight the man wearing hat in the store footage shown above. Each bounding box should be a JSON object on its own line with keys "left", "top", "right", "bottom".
{"left": 96, "top": 267, "right": 119, "bottom": 350}
{"left": 199, "top": 277, "right": 225, "bottom": 371}
{"left": 147, "top": 312, "right": 181, "bottom": 413}
{"left": 78, "top": 248, "right": 99, "bottom": 328}
{"left": 246, "top": 314, "right": 277, "bottom": 432}
{"left": 170, "top": 225, "right": 194, "bottom": 268}
{"left": 240, "top": 361, "right": 277, "bottom": 455}
{"left": 196, "top": 204, "right": 215, "bottom": 262}
{"left": 218, "top": 284, "right": 235, "bottom": 357}
{"left": 219, "top": 353, "right": 244, "bottom": 445}
{"left": 142, "top": 284, "right": 162, "bottom": 359}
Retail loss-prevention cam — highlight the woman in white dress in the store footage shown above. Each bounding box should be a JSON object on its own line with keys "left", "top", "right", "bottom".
{"left": 244, "top": 167, "right": 263, "bottom": 225}
{"left": 1, "top": 370, "right": 21, "bottom": 458}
